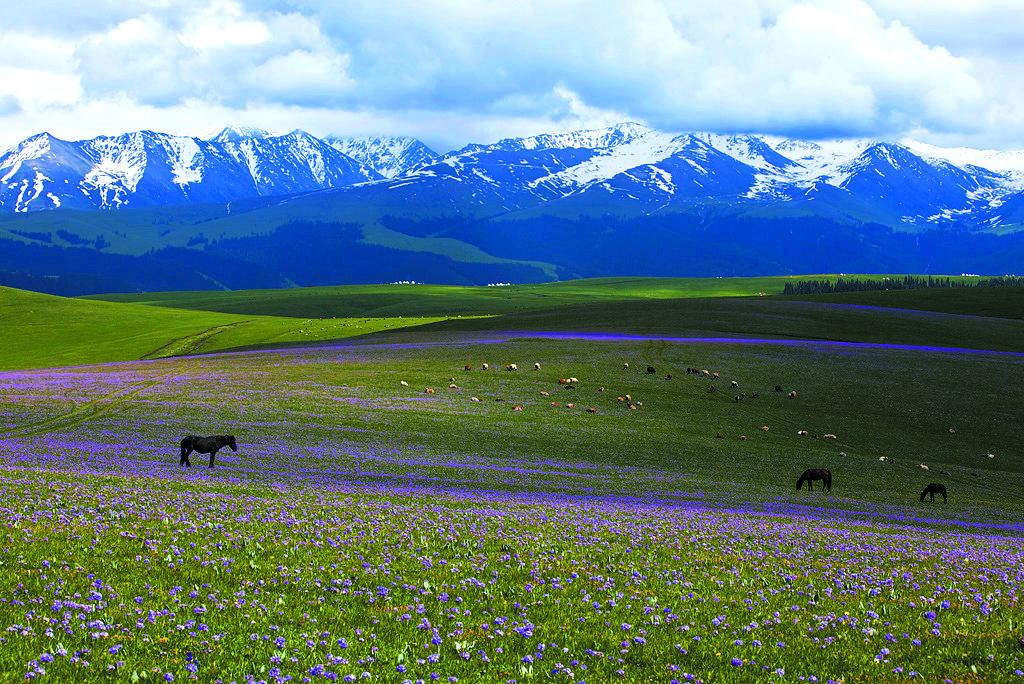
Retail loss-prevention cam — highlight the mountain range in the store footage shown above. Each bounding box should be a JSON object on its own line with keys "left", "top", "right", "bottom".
{"left": 3, "top": 122, "right": 1024, "bottom": 294}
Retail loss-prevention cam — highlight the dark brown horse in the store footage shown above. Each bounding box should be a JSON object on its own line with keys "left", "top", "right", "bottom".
{"left": 920, "top": 483, "right": 947, "bottom": 503}
{"left": 796, "top": 468, "right": 832, "bottom": 492}
{"left": 179, "top": 434, "right": 237, "bottom": 468}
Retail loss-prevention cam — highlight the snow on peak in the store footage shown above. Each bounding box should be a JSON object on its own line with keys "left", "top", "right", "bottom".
{"left": 760, "top": 136, "right": 873, "bottom": 187}
{"left": 452, "top": 122, "right": 653, "bottom": 158}
{"left": 325, "top": 135, "right": 437, "bottom": 178}
{"left": 901, "top": 139, "right": 1024, "bottom": 188}
{"left": 211, "top": 125, "right": 273, "bottom": 143}
{"left": 528, "top": 128, "right": 690, "bottom": 189}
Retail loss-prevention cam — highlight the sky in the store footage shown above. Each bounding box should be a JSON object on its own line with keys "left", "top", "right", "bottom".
{"left": 1, "top": 0, "right": 1023, "bottom": 155}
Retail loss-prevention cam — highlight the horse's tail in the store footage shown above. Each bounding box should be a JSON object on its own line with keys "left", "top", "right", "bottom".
{"left": 179, "top": 435, "right": 194, "bottom": 455}
{"left": 825, "top": 470, "right": 832, "bottom": 491}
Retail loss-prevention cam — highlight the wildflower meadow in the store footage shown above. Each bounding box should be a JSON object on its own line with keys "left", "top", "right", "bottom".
{"left": 1, "top": 332, "right": 1023, "bottom": 683}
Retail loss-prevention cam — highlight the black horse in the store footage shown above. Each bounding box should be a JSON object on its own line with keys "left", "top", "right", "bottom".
{"left": 796, "top": 468, "right": 832, "bottom": 492}
{"left": 920, "top": 483, "right": 947, "bottom": 503}
{"left": 179, "top": 434, "right": 237, "bottom": 468}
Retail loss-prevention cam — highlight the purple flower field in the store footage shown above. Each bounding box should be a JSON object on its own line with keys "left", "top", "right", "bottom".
{"left": 1, "top": 340, "right": 1023, "bottom": 682}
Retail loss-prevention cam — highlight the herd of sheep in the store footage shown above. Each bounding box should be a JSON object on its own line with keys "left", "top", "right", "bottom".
{"left": 396, "top": 358, "right": 996, "bottom": 504}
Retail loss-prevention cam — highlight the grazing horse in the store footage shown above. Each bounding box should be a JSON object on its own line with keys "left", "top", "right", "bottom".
{"left": 179, "top": 434, "right": 237, "bottom": 468}
{"left": 796, "top": 468, "right": 832, "bottom": 492}
{"left": 920, "top": 483, "right": 947, "bottom": 503}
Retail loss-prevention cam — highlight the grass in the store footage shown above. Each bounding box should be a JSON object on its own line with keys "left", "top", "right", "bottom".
{"left": 3, "top": 278, "right": 1024, "bottom": 681}
{"left": 0, "top": 286, "right": 451, "bottom": 372}
{"left": 80, "top": 276, "right": 941, "bottom": 319}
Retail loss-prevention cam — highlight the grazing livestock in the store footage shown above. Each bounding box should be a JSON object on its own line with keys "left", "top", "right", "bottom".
{"left": 918, "top": 464, "right": 929, "bottom": 470}
{"left": 984, "top": 453, "right": 996, "bottom": 459}
{"left": 471, "top": 397, "right": 481, "bottom": 402}
{"left": 713, "top": 372, "right": 720, "bottom": 379}
{"left": 647, "top": 366, "right": 656, "bottom": 374}
{"left": 752, "top": 392, "right": 759, "bottom": 398}
{"left": 761, "top": 426, "right": 770, "bottom": 431}
{"left": 540, "top": 391, "right": 550, "bottom": 396}
{"left": 739, "top": 435, "right": 747, "bottom": 440}
{"left": 788, "top": 391, "right": 797, "bottom": 399}
{"left": 796, "top": 468, "right": 832, "bottom": 492}
{"left": 797, "top": 430, "right": 809, "bottom": 436}
{"left": 730, "top": 381, "right": 738, "bottom": 388}
{"left": 449, "top": 384, "right": 459, "bottom": 389}
{"left": 566, "top": 403, "right": 575, "bottom": 408}
{"left": 971, "top": 472, "right": 978, "bottom": 476}
{"left": 774, "top": 385, "right": 783, "bottom": 392}
{"left": 513, "top": 404, "right": 524, "bottom": 411}
{"left": 920, "top": 483, "right": 948, "bottom": 503}
{"left": 598, "top": 387, "right": 605, "bottom": 392}
{"left": 623, "top": 363, "right": 630, "bottom": 369}
{"left": 534, "top": 363, "right": 541, "bottom": 370}
{"left": 482, "top": 363, "right": 489, "bottom": 370}
{"left": 400, "top": 380, "right": 409, "bottom": 386}
{"left": 703, "top": 370, "right": 710, "bottom": 376}
{"left": 551, "top": 402, "right": 559, "bottom": 406}
{"left": 879, "top": 456, "right": 890, "bottom": 462}
{"left": 179, "top": 434, "right": 236, "bottom": 469}
{"left": 939, "top": 470, "right": 950, "bottom": 475}
{"left": 708, "top": 385, "right": 716, "bottom": 393}
{"left": 716, "top": 433, "right": 726, "bottom": 439}
{"left": 666, "top": 374, "right": 672, "bottom": 380}
{"left": 838, "top": 452, "right": 846, "bottom": 457}
{"left": 586, "top": 408, "right": 598, "bottom": 413}
{"left": 824, "top": 434, "right": 837, "bottom": 439}
{"left": 424, "top": 388, "right": 435, "bottom": 394}
{"left": 506, "top": 364, "right": 518, "bottom": 371}
{"left": 464, "top": 365, "right": 472, "bottom": 371}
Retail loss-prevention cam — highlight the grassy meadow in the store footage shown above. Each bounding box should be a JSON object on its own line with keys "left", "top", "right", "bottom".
{"left": 2, "top": 278, "right": 1024, "bottom": 682}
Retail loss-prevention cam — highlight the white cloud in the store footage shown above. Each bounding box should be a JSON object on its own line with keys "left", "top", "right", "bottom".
{"left": 180, "top": 1, "right": 270, "bottom": 50}
{"left": 1, "top": 0, "right": 1024, "bottom": 151}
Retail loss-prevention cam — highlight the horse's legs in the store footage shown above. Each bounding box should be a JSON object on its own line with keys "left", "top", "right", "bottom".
{"left": 209, "top": 448, "right": 217, "bottom": 468}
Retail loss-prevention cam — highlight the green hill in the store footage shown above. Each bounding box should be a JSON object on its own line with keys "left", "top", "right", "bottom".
{"left": 0, "top": 286, "right": 446, "bottom": 371}
{"left": 7, "top": 276, "right": 1024, "bottom": 371}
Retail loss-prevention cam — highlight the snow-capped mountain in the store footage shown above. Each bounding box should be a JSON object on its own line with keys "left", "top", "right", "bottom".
{"left": 9, "top": 121, "right": 1024, "bottom": 293}
{"left": 323, "top": 135, "right": 437, "bottom": 179}
{"left": 393, "top": 122, "right": 1024, "bottom": 230}
{"left": 6, "top": 121, "right": 1024, "bottom": 232}
{"left": 0, "top": 127, "right": 382, "bottom": 212}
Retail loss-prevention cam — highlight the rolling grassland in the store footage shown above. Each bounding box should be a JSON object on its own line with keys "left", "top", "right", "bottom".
{"left": 1, "top": 280, "right": 1023, "bottom": 682}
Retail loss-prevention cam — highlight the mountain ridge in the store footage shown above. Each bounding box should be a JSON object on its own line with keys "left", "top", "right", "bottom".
{"left": 5, "top": 122, "right": 1024, "bottom": 294}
